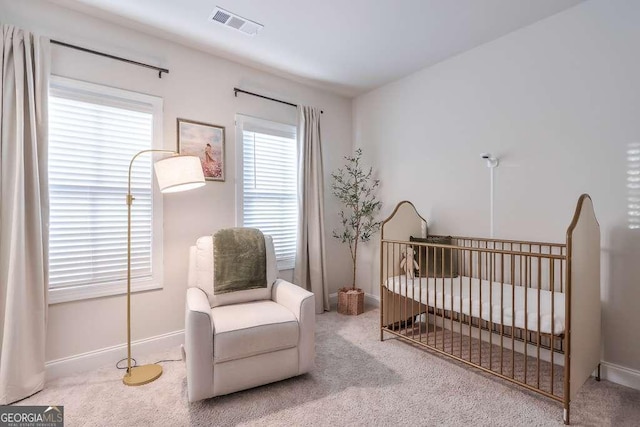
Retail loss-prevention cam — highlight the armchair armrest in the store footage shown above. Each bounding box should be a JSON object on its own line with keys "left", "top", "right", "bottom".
{"left": 272, "top": 279, "right": 315, "bottom": 374}
{"left": 185, "top": 287, "right": 214, "bottom": 402}
{"left": 187, "top": 246, "right": 197, "bottom": 288}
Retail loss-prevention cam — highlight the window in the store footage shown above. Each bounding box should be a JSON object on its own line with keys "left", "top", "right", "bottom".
{"left": 236, "top": 115, "right": 298, "bottom": 270}
{"left": 48, "top": 76, "right": 163, "bottom": 304}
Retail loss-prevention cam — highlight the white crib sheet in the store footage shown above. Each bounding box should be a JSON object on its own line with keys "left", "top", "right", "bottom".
{"left": 384, "top": 275, "right": 565, "bottom": 335}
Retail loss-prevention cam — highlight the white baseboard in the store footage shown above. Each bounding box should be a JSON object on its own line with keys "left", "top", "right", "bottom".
{"left": 601, "top": 361, "right": 640, "bottom": 391}
{"left": 328, "top": 292, "right": 338, "bottom": 305}
{"left": 329, "top": 292, "right": 380, "bottom": 306}
{"left": 365, "top": 293, "right": 380, "bottom": 306}
{"left": 45, "top": 330, "right": 184, "bottom": 381}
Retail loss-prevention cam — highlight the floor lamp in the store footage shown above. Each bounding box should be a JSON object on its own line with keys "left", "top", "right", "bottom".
{"left": 123, "top": 150, "right": 205, "bottom": 386}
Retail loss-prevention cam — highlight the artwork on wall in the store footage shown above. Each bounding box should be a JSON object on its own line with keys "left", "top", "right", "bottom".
{"left": 177, "top": 118, "right": 225, "bottom": 181}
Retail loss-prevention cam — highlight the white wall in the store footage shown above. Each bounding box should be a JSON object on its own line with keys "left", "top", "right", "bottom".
{"left": 354, "top": 0, "right": 640, "bottom": 374}
{"left": 0, "top": 0, "right": 353, "bottom": 362}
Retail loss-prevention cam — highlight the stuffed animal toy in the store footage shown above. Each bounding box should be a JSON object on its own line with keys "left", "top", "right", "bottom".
{"left": 399, "top": 246, "right": 419, "bottom": 279}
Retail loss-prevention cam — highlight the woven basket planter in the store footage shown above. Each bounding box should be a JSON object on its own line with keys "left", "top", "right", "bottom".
{"left": 337, "top": 288, "right": 364, "bottom": 315}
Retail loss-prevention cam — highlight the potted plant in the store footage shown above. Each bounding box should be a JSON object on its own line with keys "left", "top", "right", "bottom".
{"left": 331, "top": 148, "right": 382, "bottom": 315}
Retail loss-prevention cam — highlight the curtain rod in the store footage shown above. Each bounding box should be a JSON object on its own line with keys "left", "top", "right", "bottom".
{"left": 50, "top": 40, "right": 169, "bottom": 78}
{"left": 233, "top": 88, "right": 323, "bottom": 114}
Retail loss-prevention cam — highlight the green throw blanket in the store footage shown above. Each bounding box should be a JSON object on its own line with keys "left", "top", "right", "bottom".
{"left": 213, "top": 228, "right": 267, "bottom": 294}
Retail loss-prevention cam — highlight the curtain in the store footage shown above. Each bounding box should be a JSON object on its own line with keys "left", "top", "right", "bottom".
{"left": 294, "top": 106, "right": 329, "bottom": 313}
{"left": 0, "top": 25, "right": 50, "bottom": 405}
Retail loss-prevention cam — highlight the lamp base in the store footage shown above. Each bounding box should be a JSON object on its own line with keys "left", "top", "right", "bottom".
{"left": 123, "top": 364, "right": 162, "bottom": 386}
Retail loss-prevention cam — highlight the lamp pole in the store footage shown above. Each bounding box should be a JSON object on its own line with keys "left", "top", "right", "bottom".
{"left": 124, "top": 149, "right": 175, "bottom": 386}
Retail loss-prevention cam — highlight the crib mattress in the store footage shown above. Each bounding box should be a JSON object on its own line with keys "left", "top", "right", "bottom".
{"left": 384, "top": 275, "right": 565, "bottom": 335}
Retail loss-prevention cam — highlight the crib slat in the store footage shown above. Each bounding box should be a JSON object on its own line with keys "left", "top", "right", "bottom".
{"left": 512, "top": 251, "right": 516, "bottom": 380}
{"left": 551, "top": 259, "right": 555, "bottom": 395}
{"left": 392, "top": 243, "right": 396, "bottom": 330}
{"left": 404, "top": 243, "right": 409, "bottom": 338}
{"left": 524, "top": 251, "right": 529, "bottom": 385}
{"left": 529, "top": 245, "right": 532, "bottom": 289}
{"left": 450, "top": 247, "right": 454, "bottom": 356}
{"left": 386, "top": 242, "right": 390, "bottom": 328}
{"left": 426, "top": 242, "right": 430, "bottom": 343}
{"left": 538, "top": 256, "right": 542, "bottom": 389}
{"left": 459, "top": 246, "right": 464, "bottom": 360}
{"left": 500, "top": 251, "right": 504, "bottom": 375}
{"left": 561, "top": 247, "right": 564, "bottom": 293}
{"left": 469, "top": 251, "right": 473, "bottom": 363}
{"left": 435, "top": 246, "right": 439, "bottom": 349}
{"left": 479, "top": 250, "right": 483, "bottom": 367}
{"left": 418, "top": 243, "right": 422, "bottom": 343}
{"left": 412, "top": 244, "right": 417, "bottom": 341}
{"left": 381, "top": 241, "right": 384, "bottom": 337}
{"left": 441, "top": 246, "right": 446, "bottom": 353}
{"left": 438, "top": 246, "right": 441, "bottom": 351}
{"left": 489, "top": 250, "right": 493, "bottom": 372}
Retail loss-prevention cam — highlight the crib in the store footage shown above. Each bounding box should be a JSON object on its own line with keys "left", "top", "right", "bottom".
{"left": 379, "top": 195, "right": 600, "bottom": 425}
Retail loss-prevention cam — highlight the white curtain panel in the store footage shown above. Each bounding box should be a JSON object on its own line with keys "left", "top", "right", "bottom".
{"left": 0, "top": 25, "right": 50, "bottom": 404}
{"left": 293, "top": 106, "right": 329, "bottom": 313}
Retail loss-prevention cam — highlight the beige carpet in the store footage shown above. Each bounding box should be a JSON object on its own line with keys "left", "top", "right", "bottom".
{"left": 17, "top": 305, "right": 640, "bottom": 426}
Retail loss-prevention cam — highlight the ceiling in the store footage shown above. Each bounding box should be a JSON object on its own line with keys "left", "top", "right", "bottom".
{"left": 52, "top": 0, "right": 584, "bottom": 97}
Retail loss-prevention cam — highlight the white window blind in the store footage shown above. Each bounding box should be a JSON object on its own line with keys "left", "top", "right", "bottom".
{"left": 237, "top": 115, "right": 298, "bottom": 270}
{"left": 48, "top": 76, "right": 163, "bottom": 303}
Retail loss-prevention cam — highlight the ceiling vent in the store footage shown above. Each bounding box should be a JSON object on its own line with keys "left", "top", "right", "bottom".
{"left": 209, "top": 7, "right": 263, "bottom": 36}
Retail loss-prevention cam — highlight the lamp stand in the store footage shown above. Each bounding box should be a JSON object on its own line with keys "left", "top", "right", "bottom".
{"left": 123, "top": 363, "right": 163, "bottom": 386}
{"left": 123, "top": 149, "right": 175, "bottom": 386}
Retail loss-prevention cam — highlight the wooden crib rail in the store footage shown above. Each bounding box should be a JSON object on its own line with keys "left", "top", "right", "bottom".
{"left": 383, "top": 239, "right": 566, "bottom": 259}
{"left": 435, "top": 234, "right": 567, "bottom": 250}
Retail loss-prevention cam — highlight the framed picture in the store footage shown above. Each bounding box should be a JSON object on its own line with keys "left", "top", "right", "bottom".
{"left": 177, "top": 118, "right": 225, "bottom": 181}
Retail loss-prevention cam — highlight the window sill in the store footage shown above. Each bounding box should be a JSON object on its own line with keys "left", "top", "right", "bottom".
{"left": 48, "top": 279, "right": 163, "bottom": 305}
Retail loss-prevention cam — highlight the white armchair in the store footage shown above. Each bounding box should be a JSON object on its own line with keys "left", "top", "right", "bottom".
{"left": 185, "top": 232, "right": 315, "bottom": 402}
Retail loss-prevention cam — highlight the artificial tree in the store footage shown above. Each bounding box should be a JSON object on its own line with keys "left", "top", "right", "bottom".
{"left": 331, "top": 148, "right": 381, "bottom": 313}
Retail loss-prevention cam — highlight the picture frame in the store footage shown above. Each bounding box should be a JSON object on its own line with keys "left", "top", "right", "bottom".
{"left": 177, "top": 118, "right": 225, "bottom": 182}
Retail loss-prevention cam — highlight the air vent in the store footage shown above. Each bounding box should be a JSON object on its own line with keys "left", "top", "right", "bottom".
{"left": 209, "top": 7, "right": 263, "bottom": 36}
{"left": 211, "top": 10, "right": 231, "bottom": 24}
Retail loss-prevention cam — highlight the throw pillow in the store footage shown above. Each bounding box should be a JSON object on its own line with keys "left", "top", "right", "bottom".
{"left": 410, "top": 236, "right": 459, "bottom": 278}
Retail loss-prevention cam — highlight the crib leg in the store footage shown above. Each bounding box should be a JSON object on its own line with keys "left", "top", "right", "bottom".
{"left": 596, "top": 363, "right": 601, "bottom": 381}
{"left": 563, "top": 404, "right": 570, "bottom": 425}
{"left": 380, "top": 329, "right": 384, "bottom": 342}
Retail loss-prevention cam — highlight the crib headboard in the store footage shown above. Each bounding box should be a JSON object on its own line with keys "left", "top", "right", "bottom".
{"left": 565, "top": 194, "right": 601, "bottom": 404}
{"left": 380, "top": 201, "right": 427, "bottom": 281}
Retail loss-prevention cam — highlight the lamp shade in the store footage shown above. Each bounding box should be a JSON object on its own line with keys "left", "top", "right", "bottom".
{"left": 153, "top": 155, "right": 205, "bottom": 193}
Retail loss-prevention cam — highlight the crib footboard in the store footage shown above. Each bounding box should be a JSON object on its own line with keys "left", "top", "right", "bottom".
{"left": 564, "top": 194, "right": 601, "bottom": 424}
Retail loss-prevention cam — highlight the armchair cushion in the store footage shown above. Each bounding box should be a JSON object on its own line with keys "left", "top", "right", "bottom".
{"left": 212, "top": 300, "right": 299, "bottom": 363}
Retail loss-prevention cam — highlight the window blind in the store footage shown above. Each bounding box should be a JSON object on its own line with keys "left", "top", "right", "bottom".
{"left": 48, "top": 86, "right": 155, "bottom": 289}
{"left": 240, "top": 119, "right": 298, "bottom": 270}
